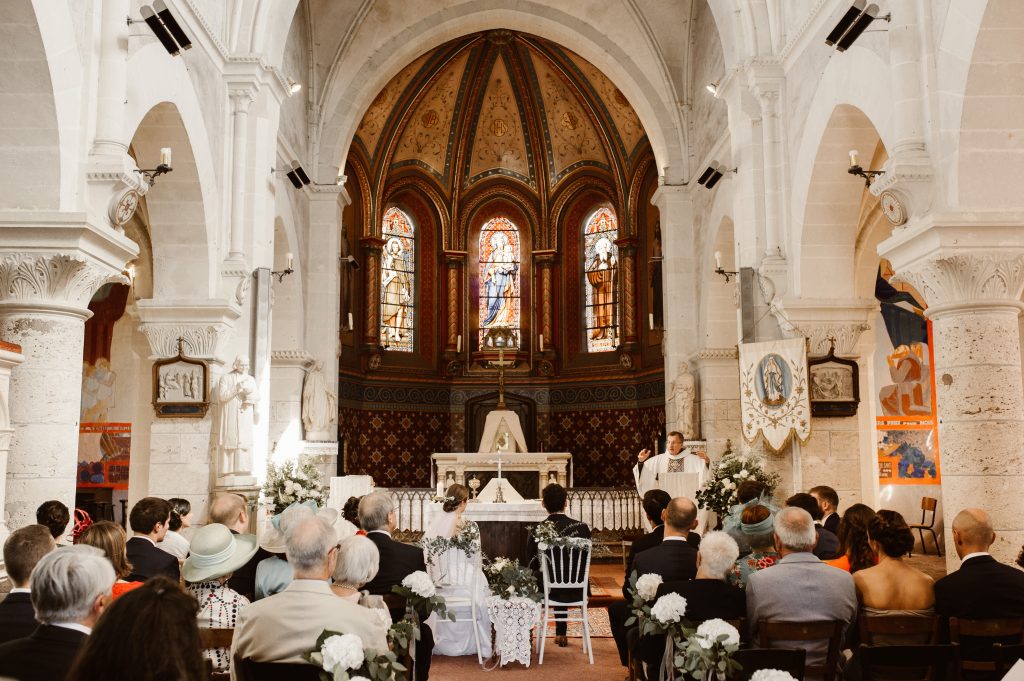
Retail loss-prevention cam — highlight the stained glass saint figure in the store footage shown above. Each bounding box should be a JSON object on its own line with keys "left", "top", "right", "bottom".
{"left": 380, "top": 207, "right": 415, "bottom": 352}
{"left": 584, "top": 208, "right": 619, "bottom": 352}
{"left": 478, "top": 217, "right": 521, "bottom": 346}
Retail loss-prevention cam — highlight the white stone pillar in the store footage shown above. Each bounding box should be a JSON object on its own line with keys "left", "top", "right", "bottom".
{"left": 883, "top": 219, "right": 1024, "bottom": 568}
{"left": 749, "top": 70, "right": 786, "bottom": 260}
{"left": 227, "top": 87, "right": 257, "bottom": 263}
{"left": 92, "top": 0, "right": 130, "bottom": 155}
{"left": 306, "top": 187, "right": 347, "bottom": 413}
{"left": 0, "top": 341, "right": 25, "bottom": 543}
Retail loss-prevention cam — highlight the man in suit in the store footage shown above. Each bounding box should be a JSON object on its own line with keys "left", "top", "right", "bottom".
{"left": 634, "top": 496, "right": 700, "bottom": 583}
{"left": 746, "top": 506, "right": 856, "bottom": 678}
{"left": 0, "top": 525, "right": 55, "bottom": 644}
{"left": 0, "top": 545, "right": 115, "bottom": 681}
{"left": 231, "top": 513, "right": 387, "bottom": 678}
{"left": 934, "top": 508, "right": 1024, "bottom": 662}
{"left": 210, "top": 492, "right": 272, "bottom": 601}
{"left": 125, "top": 496, "right": 179, "bottom": 581}
{"left": 786, "top": 493, "right": 840, "bottom": 560}
{"left": 525, "top": 483, "right": 592, "bottom": 647}
{"left": 359, "top": 491, "right": 434, "bottom": 680}
{"left": 809, "top": 486, "right": 840, "bottom": 535}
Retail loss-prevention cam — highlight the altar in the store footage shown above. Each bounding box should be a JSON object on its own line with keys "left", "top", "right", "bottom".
{"left": 430, "top": 451, "right": 571, "bottom": 500}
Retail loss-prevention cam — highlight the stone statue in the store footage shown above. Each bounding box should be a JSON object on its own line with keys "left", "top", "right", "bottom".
{"left": 302, "top": 360, "right": 337, "bottom": 441}
{"left": 667, "top": 361, "right": 698, "bottom": 439}
{"left": 216, "top": 356, "right": 258, "bottom": 476}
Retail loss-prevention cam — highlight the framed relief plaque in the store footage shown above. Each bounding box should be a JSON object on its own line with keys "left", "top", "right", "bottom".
{"left": 152, "top": 339, "right": 209, "bottom": 418}
{"left": 807, "top": 339, "right": 859, "bottom": 417}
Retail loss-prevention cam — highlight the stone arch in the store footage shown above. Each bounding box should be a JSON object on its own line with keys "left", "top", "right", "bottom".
{"left": 955, "top": 0, "right": 1024, "bottom": 210}
{"left": 312, "top": 1, "right": 688, "bottom": 185}
{"left": 128, "top": 101, "right": 214, "bottom": 300}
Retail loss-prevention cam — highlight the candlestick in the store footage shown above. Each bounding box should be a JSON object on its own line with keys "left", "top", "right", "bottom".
{"left": 714, "top": 250, "right": 722, "bottom": 270}
{"left": 456, "top": 334, "right": 462, "bottom": 353}
{"left": 286, "top": 252, "right": 294, "bottom": 269}
{"left": 347, "top": 312, "right": 354, "bottom": 330}
{"left": 160, "top": 147, "right": 172, "bottom": 166}
{"left": 649, "top": 313, "right": 655, "bottom": 330}
{"left": 848, "top": 149, "right": 859, "bottom": 167}
{"left": 539, "top": 334, "right": 544, "bottom": 352}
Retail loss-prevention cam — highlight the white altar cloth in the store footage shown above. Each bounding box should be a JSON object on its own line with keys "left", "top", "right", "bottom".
{"left": 425, "top": 500, "right": 548, "bottom": 527}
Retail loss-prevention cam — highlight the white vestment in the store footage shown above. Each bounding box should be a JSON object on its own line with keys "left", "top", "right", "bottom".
{"left": 632, "top": 450, "right": 710, "bottom": 532}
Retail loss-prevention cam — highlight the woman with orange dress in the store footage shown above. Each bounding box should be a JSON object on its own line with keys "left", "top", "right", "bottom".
{"left": 77, "top": 520, "right": 144, "bottom": 599}
{"left": 825, "top": 503, "right": 878, "bottom": 573}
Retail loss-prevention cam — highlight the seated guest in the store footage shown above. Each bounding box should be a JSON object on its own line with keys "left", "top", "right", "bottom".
{"left": 636, "top": 532, "right": 746, "bottom": 673}
{"left": 853, "top": 510, "right": 934, "bottom": 643}
{"left": 611, "top": 489, "right": 671, "bottom": 667}
{"left": 331, "top": 534, "right": 391, "bottom": 626}
{"left": 231, "top": 513, "right": 388, "bottom": 671}
{"left": 786, "top": 493, "right": 840, "bottom": 560}
{"left": 209, "top": 492, "right": 272, "bottom": 601}
{"left": 525, "top": 483, "right": 593, "bottom": 648}
{"left": 343, "top": 496, "right": 364, "bottom": 534}
{"left": 722, "top": 479, "right": 769, "bottom": 557}
{"left": 824, "top": 503, "right": 877, "bottom": 573}
{"left": 359, "top": 491, "right": 434, "bottom": 680}
{"left": 66, "top": 577, "right": 207, "bottom": 681}
{"left": 634, "top": 497, "right": 700, "bottom": 584}
{"left": 0, "top": 525, "right": 55, "bottom": 643}
{"left": 158, "top": 497, "right": 193, "bottom": 561}
{"left": 746, "top": 507, "right": 857, "bottom": 677}
{"left": 36, "top": 500, "right": 70, "bottom": 543}
{"left": 183, "top": 523, "right": 257, "bottom": 674}
{"left": 125, "top": 496, "right": 179, "bottom": 581}
{"left": 809, "top": 485, "right": 841, "bottom": 535}
{"left": 0, "top": 545, "right": 115, "bottom": 681}
{"left": 77, "top": 521, "right": 143, "bottom": 599}
{"left": 253, "top": 506, "right": 310, "bottom": 601}
{"left": 934, "top": 508, "right": 1024, "bottom": 660}
{"left": 730, "top": 505, "right": 780, "bottom": 588}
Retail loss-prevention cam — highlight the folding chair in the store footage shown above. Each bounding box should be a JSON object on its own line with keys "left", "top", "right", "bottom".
{"left": 537, "top": 539, "right": 594, "bottom": 664}
{"left": 858, "top": 612, "right": 940, "bottom": 645}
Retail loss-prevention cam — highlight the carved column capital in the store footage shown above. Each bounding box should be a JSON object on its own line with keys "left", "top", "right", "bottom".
{"left": 135, "top": 299, "right": 242, "bottom": 360}
{"left": 894, "top": 253, "right": 1024, "bottom": 317}
{"left": 0, "top": 253, "right": 127, "bottom": 315}
{"left": 777, "top": 298, "right": 876, "bottom": 357}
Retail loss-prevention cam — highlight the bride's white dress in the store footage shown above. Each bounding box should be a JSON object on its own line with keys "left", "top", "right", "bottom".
{"left": 423, "top": 509, "right": 493, "bottom": 658}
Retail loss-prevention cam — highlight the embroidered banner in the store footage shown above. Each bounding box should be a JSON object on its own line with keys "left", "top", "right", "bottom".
{"left": 739, "top": 339, "right": 811, "bottom": 453}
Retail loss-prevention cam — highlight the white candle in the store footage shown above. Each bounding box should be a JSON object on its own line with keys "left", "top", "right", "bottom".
{"left": 160, "top": 147, "right": 172, "bottom": 166}
{"left": 649, "top": 313, "right": 655, "bottom": 330}
{"left": 286, "top": 252, "right": 294, "bottom": 269}
{"left": 849, "top": 149, "right": 859, "bottom": 167}
{"left": 456, "top": 334, "right": 462, "bottom": 353}
{"left": 714, "top": 251, "right": 722, "bottom": 270}
{"left": 436, "top": 481, "right": 444, "bottom": 496}
{"left": 347, "top": 312, "right": 354, "bottom": 330}
{"left": 539, "top": 334, "right": 544, "bottom": 352}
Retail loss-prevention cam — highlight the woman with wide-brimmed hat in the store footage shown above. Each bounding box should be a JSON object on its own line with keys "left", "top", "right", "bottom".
{"left": 182, "top": 523, "right": 258, "bottom": 674}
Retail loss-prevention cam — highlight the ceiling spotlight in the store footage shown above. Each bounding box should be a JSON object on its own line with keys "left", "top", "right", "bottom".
{"left": 825, "top": 1, "right": 891, "bottom": 52}
{"left": 696, "top": 162, "right": 735, "bottom": 189}
{"left": 287, "top": 78, "right": 302, "bottom": 95}
{"left": 706, "top": 82, "right": 719, "bottom": 96}
{"left": 285, "top": 160, "right": 311, "bottom": 188}
{"left": 135, "top": 1, "right": 192, "bottom": 56}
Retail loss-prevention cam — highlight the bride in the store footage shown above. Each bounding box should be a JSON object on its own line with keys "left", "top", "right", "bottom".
{"left": 423, "top": 484, "right": 492, "bottom": 660}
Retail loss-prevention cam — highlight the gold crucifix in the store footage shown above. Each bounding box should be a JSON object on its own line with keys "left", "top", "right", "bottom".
{"left": 493, "top": 346, "right": 514, "bottom": 408}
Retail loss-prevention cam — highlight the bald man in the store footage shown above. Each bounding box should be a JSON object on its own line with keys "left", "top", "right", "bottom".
{"left": 632, "top": 497, "right": 700, "bottom": 585}
{"left": 934, "top": 509, "right": 1024, "bottom": 653}
{"left": 209, "top": 493, "right": 271, "bottom": 601}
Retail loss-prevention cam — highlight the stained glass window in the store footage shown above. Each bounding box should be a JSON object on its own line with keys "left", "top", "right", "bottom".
{"left": 478, "top": 217, "right": 521, "bottom": 347}
{"left": 380, "top": 206, "right": 415, "bottom": 352}
{"left": 584, "top": 207, "right": 619, "bottom": 352}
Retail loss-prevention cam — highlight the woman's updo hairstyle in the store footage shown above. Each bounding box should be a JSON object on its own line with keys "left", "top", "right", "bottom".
{"left": 868, "top": 509, "right": 915, "bottom": 558}
{"left": 443, "top": 484, "right": 470, "bottom": 513}
{"left": 167, "top": 498, "right": 191, "bottom": 532}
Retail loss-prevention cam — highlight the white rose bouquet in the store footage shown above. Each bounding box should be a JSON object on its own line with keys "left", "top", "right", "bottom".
{"left": 305, "top": 629, "right": 405, "bottom": 681}
{"left": 650, "top": 593, "right": 688, "bottom": 625}
{"left": 392, "top": 570, "right": 455, "bottom": 622}
{"left": 694, "top": 440, "right": 780, "bottom": 518}
{"left": 635, "top": 573, "right": 663, "bottom": 602}
{"left": 262, "top": 456, "right": 324, "bottom": 514}
{"left": 483, "top": 556, "right": 541, "bottom": 601}
{"left": 676, "top": 618, "right": 743, "bottom": 680}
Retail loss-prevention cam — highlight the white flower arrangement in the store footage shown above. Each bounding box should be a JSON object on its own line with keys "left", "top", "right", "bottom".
{"left": 694, "top": 440, "right": 781, "bottom": 518}
{"left": 635, "top": 573, "right": 663, "bottom": 602}
{"left": 650, "top": 592, "right": 688, "bottom": 625}
{"left": 530, "top": 519, "right": 591, "bottom": 552}
{"left": 401, "top": 571, "right": 437, "bottom": 599}
{"left": 262, "top": 456, "right": 323, "bottom": 514}
{"left": 306, "top": 628, "right": 407, "bottom": 681}
{"left": 677, "top": 618, "right": 743, "bottom": 680}
{"left": 320, "top": 633, "right": 365, "bottom": 674}
{"left": 393, "top": 571, "right": 454, "bottom": 622}
{"left": 483, "top": 556, "right": 541, "bottom": 601}
{"left": 750, "top": 671, "right": 797, "bottom": 681}
{"left": 694, "top": 618, "right": 740, "bottom": 649}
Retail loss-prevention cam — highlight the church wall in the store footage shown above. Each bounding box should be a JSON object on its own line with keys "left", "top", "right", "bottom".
{"left": 278, "top": 3, "right": 310, "bottom": 162}
{"left": 687, "top": 0, "right": 728, "bottom": 169}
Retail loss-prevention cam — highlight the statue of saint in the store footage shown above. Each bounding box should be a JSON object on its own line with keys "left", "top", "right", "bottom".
{"left": 302, "top": 360, "right": 337, "bottom": 441}
{"left": 667, "top": 361, "right": 698, "bottom": 439}
{"left": 216, "top": 356, "right": 258, "bottom": 476}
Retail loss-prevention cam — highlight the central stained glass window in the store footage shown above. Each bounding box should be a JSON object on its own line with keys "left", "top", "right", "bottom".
{"left": 478, "top": 217, "right": 521, "bottom": 347}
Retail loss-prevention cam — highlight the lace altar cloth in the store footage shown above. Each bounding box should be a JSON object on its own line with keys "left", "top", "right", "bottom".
{"left": 486, "top": 595, "right": 540, "bottom": 667}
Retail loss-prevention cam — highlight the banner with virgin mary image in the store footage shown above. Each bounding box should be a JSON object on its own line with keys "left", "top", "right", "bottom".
{"left": 739, "top": 338, "right": 811, "bottom": 453}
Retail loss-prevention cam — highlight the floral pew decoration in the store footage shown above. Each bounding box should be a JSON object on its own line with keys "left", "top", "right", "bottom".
{"left": 624, "top": 572, "right": 743, "bottom": 681}
{"left": 482, "top": 557, "right": 542, "bottom": 667}
{"left": 306, "top": 631, "right": 405, "bottom": 681}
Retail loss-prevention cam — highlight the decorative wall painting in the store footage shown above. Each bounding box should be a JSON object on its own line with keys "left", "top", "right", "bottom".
{"left": 877, "top": 426, "right": 940, "bottom": 484}
{"left": 739, "top": 338, "right": 811, "bottom": 453}
{"left": 77, "top": 422, "right": 131, "bottom": 490}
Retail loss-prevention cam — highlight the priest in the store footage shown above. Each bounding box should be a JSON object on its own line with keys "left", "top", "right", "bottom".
{"left": 633, "top": 431, "right": 710, "bottom": 497}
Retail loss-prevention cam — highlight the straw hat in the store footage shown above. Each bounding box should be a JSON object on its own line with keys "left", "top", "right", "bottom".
{"left": 182, "top": 523, "right": 258, "bottom": 583}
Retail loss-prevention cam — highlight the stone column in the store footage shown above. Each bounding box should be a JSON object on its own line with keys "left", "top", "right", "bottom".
{"left": 883, "top": 221, "right": 1024, "bottom": 568}
{"left": 750, "top": 72, "right": 785, "bottom": 259}
{"left": 0, "top": 341, "right": 24, "bottom": 543}
{"left": 227, "top": 86, "right": 257, "bottom": 263}
{"left": 615, "top": 237, "right": 640, "bottom": 349}
{"left": 361, "top": 238, "right": 384, "bottom": 353}
{"left": 534, "top": 252, "right": 555, "bottom": 352}
{"left": 444, "top": 253, "right": 465, "bottom": 355}
{"left": 0, "top": 218, "right": 136, "bottom": 529}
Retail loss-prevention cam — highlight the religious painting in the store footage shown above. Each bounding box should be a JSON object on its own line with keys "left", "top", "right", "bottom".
{"left": 380, "top": 206, "right": 416, "bottom": 352}
{"left": 478, "top": 217, "right": 521, "bottom": 347}
{"left": 808, "top": 347, "right": 860, "bottom": 417}
{"left": 739, "top": 339, "right": 811, "bottom": 453}
{"left": 584, "top": 207, "right": 619, "bottom": 352}
{"left": 77, "top": 422, "right": 131, "bottom": 490}
{"left": 877, "top": 426, "right": 940, "bottom": 485}
{"left": 152, "top": 346, "right": 209, "bottom": 418}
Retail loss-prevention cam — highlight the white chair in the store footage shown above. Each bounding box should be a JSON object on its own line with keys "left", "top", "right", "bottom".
{"left": 428, "top": 546, "right": 485, "bottom": 664}
{"left": 536, "top": 540, "right": 594, "bottom": 664}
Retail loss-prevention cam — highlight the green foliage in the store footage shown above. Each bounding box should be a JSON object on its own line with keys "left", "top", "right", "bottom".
{"left": 482, "top": 556, "right": 541, "bottom": 601}
{"left": 261, "top": 456, "right": 324, "bottom": 514}
{"left": 694, "top": 442, "right": 780, "bottom": 518}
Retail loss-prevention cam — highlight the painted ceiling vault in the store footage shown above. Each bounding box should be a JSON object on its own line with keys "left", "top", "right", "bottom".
{"left": 349, "top": 30, "right": 650, "bottom": 231}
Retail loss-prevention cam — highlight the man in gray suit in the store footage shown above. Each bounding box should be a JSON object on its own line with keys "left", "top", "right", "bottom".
{"left": 746, "top": 506, "right": 856, "bottom": 677}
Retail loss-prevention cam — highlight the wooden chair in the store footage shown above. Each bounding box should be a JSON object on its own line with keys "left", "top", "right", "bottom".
{"left": 993, "top": 642, "right": 1024, "bottom": 676}
{"left": 198, "top": 628, "right": 234, "bottom": 681}
{"left": 859, "top": 643, "right": 961, "bottom": 681}
{"left": 237, "top": 659, "right": 322, "bottom": 681}
{"left": 732, "top": 648, "right": 806, "bottom": 680}
{"left": 381, "top": 592, "right": 417, "bottom": 681}
{"left": 858, "top": 612, "right": 940, "bottom": 645}
{"left": 907, "top": 497, "right": 941, "bottom": 556}
{"left": 757, "top": 620, "right": 845, "bottom": 681}
{"left": 948, "top": 617, "right": 1024, "bottom": 675}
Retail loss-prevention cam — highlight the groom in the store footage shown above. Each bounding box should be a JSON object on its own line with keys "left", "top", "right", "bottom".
{"left": 359, "top": 492, "right": 434, "bottom": 680}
